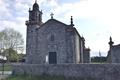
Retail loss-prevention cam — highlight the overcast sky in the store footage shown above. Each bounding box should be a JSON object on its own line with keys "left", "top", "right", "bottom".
{"left": 0, "top": 0, "right": 120, "bottom": 56}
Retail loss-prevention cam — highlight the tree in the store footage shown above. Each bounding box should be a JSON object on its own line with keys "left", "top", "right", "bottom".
{"left": 3, "top": 48, "right": 18, "bottom": 62}
{"left": 18, "top": 54, "right": 26, "bottom": 62}
{"left": 91, "top": 56, "right": 107, "bottom": 63}
{"left": 0, "top": 31, "right": 5, "bottom": 53}
{"left": 0, "top": 28, "right": 24, "bottom": 61}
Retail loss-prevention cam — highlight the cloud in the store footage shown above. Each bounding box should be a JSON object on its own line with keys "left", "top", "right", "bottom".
{"left": 0, "top": 0, "right": 12, "bottom": 20}
{"left": 39, "top": 0, "right": 120, "bottom": 56}
{"left": 1, "top": 0, "right": 120, "bottom": 56}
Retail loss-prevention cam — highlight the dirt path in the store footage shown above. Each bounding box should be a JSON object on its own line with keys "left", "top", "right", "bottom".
{"left": 0, "top": 75, "right": 10, "bottom": 80}
{"left": 0, "top": 71, "right": 12, "bottom": 80}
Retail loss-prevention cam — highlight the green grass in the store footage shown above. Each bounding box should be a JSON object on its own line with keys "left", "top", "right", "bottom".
{"left": 0, "top": 64, "right": 12, "bottom": 71}
{"left": 4, "top": 74, "right": 95, "bottom": 80}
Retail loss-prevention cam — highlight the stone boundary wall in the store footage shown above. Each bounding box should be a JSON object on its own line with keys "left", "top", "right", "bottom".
{"left": 12, "top": 63, "right": 120, "bottom": 80}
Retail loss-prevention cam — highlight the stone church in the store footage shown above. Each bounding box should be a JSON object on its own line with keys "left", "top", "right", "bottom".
{"left": 25, "top": 1, "right": 90, "bottom": 64}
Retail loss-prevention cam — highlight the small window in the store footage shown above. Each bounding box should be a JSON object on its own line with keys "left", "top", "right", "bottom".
{"left": 50, "top": 34, "right": 54, "bottom": 41}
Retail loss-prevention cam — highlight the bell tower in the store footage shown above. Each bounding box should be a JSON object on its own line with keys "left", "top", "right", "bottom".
{"left": 26, "top": 0, "right": 42, "bottom": 25}
{"left": 25, "top": 0, "right": 42, "bottom": 63}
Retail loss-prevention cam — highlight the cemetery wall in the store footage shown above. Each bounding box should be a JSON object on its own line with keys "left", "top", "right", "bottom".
{"left": 12, "top": 63, "right": 120, "bottom": 80}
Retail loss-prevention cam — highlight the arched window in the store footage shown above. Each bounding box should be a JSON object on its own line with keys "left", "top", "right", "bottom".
{"left": 50, "top": 34, "right": 54, "bottom": 41}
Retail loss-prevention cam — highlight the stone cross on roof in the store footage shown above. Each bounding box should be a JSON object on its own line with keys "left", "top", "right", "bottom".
{"left": 35, "top": 0, "right": 37, "bottom": 3}
{"left": 50, "top": 13, "right": 54, "bottom": 19}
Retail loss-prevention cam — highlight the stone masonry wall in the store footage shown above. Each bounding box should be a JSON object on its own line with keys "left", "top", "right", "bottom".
{"left": 111, "top": 46, "right": 120, "bottom": 63}
{"left": 36, "top": 20, "right": 68, "bottom": 64}
{"left": 83, "top": 49, "right": 90, "bottom": 63}
{"left": 13, "top": 63, "right": 120, "bottom": 80}
{"left": 26, "top": 25, "right": 38, "bottom": 63}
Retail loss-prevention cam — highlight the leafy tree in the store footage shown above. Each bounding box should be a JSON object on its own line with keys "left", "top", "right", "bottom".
{"left": 0, "top": 28, "right": 24, "bottom": 62}
{"left": 3, "top": 48, "right": 18, "bottom": 62}
{"left": 18, "top": 54, "right": 26, "bottom": 62}
{"left": 2, "top": 28, "right": 24, "bottom": 50}
{"left": 0, "top": 31, "right": 5, "bottom": 53}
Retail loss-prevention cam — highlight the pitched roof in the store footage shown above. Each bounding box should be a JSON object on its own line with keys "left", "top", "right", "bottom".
{"left": 37, "top": 19, "right": 70, "bottom": 30}
{"left": 113, "top": 44, "right": 120, "bottom": 50}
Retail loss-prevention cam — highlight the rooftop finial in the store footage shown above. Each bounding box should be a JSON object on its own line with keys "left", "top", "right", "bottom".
{"left": 70, "top": 16, "right": 74, "bottom": 26}
{"left": 109, "top": 36, "right": 114, "bottom": 47}
{"left": 50, "top": 13, "right": 54, "bottom": 19}
{"left": 35, "top": 0, "right": 37, "bottom": 3}
{"left": 110, "top": 36, "right": 112, "bottom": 42}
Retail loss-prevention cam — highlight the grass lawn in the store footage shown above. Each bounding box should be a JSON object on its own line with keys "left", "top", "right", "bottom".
{"left": 4, "top": 75, "right": 95, "bottom": 80}
{"left": 0, "top": 63, "right": 12, "bottom": 71}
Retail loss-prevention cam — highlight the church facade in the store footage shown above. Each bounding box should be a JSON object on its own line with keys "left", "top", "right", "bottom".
{"left": 25, "top": 1, "right": 90, "bottom": 64}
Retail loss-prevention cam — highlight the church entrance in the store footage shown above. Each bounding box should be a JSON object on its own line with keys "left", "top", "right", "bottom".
{"left": 49, "top": 52, "right": 57, "bottom": 64}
